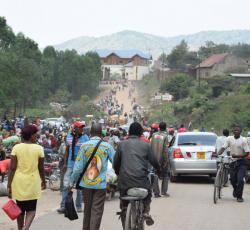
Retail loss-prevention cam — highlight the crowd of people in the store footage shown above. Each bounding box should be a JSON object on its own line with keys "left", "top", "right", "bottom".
{"left": 0, "top": 112, "right": 189, "bottom": 230}
{"left": 1, "top": 83, "right": 250, "bottom": 230}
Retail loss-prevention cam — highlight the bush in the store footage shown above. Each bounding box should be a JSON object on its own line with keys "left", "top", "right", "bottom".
{"left": 147, "top": 104, "right": 179, "bottom": 126}
{"left": 160, "top": 73, "right": 193, "bottom": 100}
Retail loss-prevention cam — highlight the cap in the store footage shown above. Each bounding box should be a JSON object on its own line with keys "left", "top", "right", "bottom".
{"left": 151, "top": 123, "right": 159, "bottom": 129}
{"left": 73, "top": 121, "right": 86, "bottom": 128}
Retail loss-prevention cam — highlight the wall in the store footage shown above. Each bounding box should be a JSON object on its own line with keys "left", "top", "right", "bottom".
{"left": 210, "top": 55, "right": 248, "bottom": 76}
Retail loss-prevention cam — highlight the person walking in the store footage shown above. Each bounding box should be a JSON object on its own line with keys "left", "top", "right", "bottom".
{"left": 150, "top": 122, "right": 170, "bottom": 197}
{"left": 70, "top": 123, "right": 115, "bottom": 230}
{"left": 7, "top": 125, "right": 46, "bottom": 230}
{"left": 178, "top": 124, "right": 187, "bottom": 133}
{"left": 218, "top": 125, "right": 250, "bottom": 202}
{"left": 215, "top": 129, "right": 230, "bottom": 156}
{"left": 57, "top": 121, "right": 89, "bottom": 214}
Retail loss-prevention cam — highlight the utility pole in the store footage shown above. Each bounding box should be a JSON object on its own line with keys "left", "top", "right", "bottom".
{"left": 198, "top": 62, "right": 201, "bottom": 88}
{"left": 161, "top": 49, "right": 165, "bottom": 83}
{"left": 197, "top": 53, "right": 201, "bottom": 88}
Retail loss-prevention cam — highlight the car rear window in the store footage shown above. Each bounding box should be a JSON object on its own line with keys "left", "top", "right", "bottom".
{"left": 178, "top": 135, "right": 216, "bottom": 146}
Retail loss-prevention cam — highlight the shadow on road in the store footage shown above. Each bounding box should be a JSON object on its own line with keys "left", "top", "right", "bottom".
{"left": 172, "top": 175, "right": 214, "bottom": 184}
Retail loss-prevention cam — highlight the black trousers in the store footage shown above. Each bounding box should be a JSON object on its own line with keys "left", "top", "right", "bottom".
{"left": 82, "top": 188, "right": 106, "bottom": 230}
{"left": 229, "top": 159, "right": 247, "bottom": 199}
{"left": 152, "top": 171, "right": 169, "bottom": 196}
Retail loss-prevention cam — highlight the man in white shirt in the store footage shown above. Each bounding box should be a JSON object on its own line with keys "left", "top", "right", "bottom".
{"left": 218, "top": 126, "right": 250, "bottom": 202}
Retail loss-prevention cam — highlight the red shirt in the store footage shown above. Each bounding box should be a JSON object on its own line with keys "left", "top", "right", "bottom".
{"left": 140, "top": 135, "right": 150, "bottom": 143}
{"left": 0, "top": 159, "right": 11, "bottom": 173}
{"left": 178, "top": 127, "right": 187, "bottom": 133}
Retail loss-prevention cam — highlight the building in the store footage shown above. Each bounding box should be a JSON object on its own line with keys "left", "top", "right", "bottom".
{"left": 96, "top": 49, "right": 152, "bottom": 81}
{"left": 196, "top": 53, "right": 248, "bottom": 79}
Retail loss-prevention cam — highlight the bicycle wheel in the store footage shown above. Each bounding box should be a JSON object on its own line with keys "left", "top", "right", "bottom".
{"left": 125, "top": 203, "right": 137, "bottom": 230}
{"left": 213, "top": 170, "right": 222, "bottom": 204}
{"left": 213, "top": 185, "right": 219, "bottom": 204}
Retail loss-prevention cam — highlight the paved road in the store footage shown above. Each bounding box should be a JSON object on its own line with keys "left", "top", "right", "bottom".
{"left": 27, "top": 176, "right": 250, "bottom": 230}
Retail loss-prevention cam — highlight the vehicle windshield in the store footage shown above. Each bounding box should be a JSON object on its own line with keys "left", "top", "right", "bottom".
{"left": 178, "top": 135, "right": 216, "bottom": 146}
{"left": 47, "top": 118, "right": 59, "bottom": 122}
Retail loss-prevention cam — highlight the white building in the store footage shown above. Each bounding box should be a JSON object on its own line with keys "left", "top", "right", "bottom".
{"left": 96, "top": 49, "right": 152, "bottom": 81}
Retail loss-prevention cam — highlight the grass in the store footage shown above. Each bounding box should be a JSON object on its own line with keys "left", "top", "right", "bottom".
{"left": 201, "top": 95, "right": 250, "bottom": 134}
{"left": 136, "top": 74, "right": 161, "bottom": 106}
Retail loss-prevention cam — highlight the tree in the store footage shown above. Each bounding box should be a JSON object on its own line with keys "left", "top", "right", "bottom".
{"left": 157, "top": 52, "right": 168, "bottom": 64}
{"left": 206, "top": 75, "right": 234, "bottom": 97}
{"left": 0, "top": 17, "right": 15, "bottom": 50}
{"left": 160, "top": 73, "right": 193, "bottom": 100}
{"left": 198, "top": 41, "right": 230, "bottom": 60}
{"left": 167, "top": 40, "right": 189, "bottom": 69}
{"left": 0, "top": 17, "right": 102, "bottom": 117}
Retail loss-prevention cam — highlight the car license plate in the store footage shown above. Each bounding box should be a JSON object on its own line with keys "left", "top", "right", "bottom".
{"left": 197, "top": 152, "right": 205, "bottom": 159}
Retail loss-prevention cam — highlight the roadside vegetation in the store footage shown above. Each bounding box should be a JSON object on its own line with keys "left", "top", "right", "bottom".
{"left": 0, "top": 17, "right": 102, "bottom": 119}
{"left": 140, "top": 41, "right": 250, "bottom": 133}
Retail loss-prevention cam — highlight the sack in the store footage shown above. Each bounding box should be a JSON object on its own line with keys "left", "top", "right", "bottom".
{"left": 64, "top": 191, "right": 78, "bottom": 221}
{"left": 2, "top": 199, "right": 22, "bottom": 220}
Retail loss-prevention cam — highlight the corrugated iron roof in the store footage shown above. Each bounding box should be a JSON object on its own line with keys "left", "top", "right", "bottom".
{"left": 96, "top": 49, "right": 151, "bottom": 59}
{"left": 197, "top": 53, "right": 229, "bottom": 68}
{"left": 230, "top": 73, "right": 250, "bottom": 77}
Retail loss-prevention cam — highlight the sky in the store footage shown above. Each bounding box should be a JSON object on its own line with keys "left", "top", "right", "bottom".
{"left": 1, "top": 0, "right": 250, "bottom": 47}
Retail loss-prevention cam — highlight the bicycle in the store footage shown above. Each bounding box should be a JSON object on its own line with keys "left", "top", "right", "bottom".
{"left": 120, "top": 187, "right": 148, "bottom": 230}
{"left": 213, "top": 155, "right": 232, "bottom": 204}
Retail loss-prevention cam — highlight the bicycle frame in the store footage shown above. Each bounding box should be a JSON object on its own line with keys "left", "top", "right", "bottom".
{"left": 124, "top": 198, "right": 145, "bottom": 230}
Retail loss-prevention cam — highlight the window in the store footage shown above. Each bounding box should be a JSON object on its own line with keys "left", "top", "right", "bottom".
{"left": 178, "top": 135, "right": 217, "bottom": 146}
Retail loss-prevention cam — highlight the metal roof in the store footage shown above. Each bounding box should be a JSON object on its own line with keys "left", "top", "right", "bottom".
{"left": 230, "top": 73, "right": 250, "bottom": 78}
{"left": 96, "top": 49, "right": 151, "bottom": 59}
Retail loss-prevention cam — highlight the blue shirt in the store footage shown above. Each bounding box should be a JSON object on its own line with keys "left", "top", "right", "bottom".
{"left": 66, "top": 133, "right": 89, "bottom": 168}
{"left": 70, "top": 137, "right": 115, "bottom": 189}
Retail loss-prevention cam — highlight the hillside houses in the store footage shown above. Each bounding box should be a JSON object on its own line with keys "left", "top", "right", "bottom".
{"left": 96, "top": 49, "right": 152, "bottom": 81}
{"left": 196, "top": 53, "right": 248, "bottom": 79}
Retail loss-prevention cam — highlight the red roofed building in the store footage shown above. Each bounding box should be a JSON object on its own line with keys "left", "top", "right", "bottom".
{"left": 196, "top": 53, "right": 248, "bottom": 79}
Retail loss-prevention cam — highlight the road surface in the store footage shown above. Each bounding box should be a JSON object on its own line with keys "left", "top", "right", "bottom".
{"left": 2, "top": 176, "right": 249, "bottom": 230}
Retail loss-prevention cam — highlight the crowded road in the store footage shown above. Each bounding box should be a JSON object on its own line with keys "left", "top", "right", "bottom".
{"left": 5, "top": 176, "right": 249, "bottom": 230}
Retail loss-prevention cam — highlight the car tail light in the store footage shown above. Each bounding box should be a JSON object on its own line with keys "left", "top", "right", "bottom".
{"left": 247, "top": 154, "right": 250, "bottom": 159}
{"left": 186, "top": 152, "right": 191, "bottom": 158}
{"left": 173, "top": 149, "right": 183, "bottom": 158}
